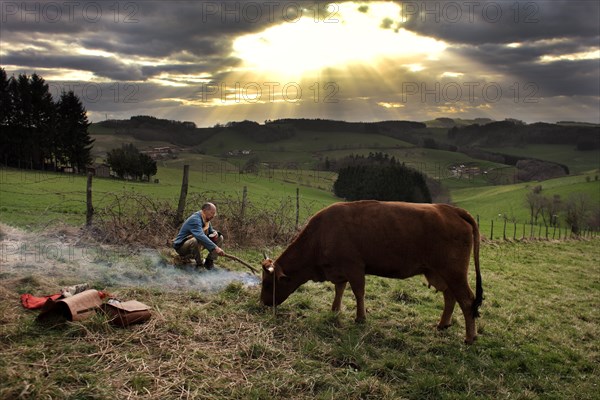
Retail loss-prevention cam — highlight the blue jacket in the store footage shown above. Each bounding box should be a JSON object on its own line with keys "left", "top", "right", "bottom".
{"left": 173, "top": 211, "right": 216, "bottom": 251}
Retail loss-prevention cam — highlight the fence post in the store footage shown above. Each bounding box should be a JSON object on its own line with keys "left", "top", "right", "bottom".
{"left": 86, "top": 169, "right": 93, "bottom": 226}
{"left": 295, "top": 187, "right": 300, "bottom": 230}
{"left": 513, "top": 222, "right": 517, "bottom": 241}
{"left": 490, "top": 220, "right": 494, "bottom": 240}
{"left": 241, "top": 185, "right": 248, "bottom": 221}
{"left": 176, "top": 164, "right": 189, "bottom": 226}
{"left": 503, "top": 219, "right": 507, "bottom": 241}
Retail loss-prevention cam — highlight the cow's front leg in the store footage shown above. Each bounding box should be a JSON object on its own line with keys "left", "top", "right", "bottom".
{"left": 438, "top": 289, "right": 456, "bottom": 330}
{"left": 332, "top": 282, "right": 347, "bottom": 313}
{"left": 348, "top": 276, "right": 366, "bottom": 323}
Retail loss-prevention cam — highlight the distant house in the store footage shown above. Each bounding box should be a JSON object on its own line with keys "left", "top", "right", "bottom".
{"left": 88, "top": 163, "right": 111, "bottom": 178}
{"left": 141, "top": 146, "right": 177, "bottom": 160}
{"left": 227, "top": 149, "right": 252, "bottom": 156}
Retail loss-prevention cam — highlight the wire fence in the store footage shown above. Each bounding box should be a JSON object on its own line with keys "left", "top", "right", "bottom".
{"left": 475, "top": 215, "right": 598, "bottom": 241}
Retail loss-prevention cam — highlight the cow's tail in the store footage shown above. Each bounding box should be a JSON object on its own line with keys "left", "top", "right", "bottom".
{"left": 459, "top": 209, "right": 483, "bottom": 319}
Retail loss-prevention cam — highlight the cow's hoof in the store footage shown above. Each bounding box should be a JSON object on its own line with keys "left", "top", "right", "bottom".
{"left": 437, "top": 323, "right": 452, "bottom": 331}
{"left": 464, "top": 336, "right": 478, "bottom": 345}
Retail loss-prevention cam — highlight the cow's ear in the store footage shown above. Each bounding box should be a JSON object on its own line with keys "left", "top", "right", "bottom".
{"left": 262, "top": 263, "right": 274, "bottom": 274}
{"left": 275, "top": 268, "right": 288, "bottom": 280}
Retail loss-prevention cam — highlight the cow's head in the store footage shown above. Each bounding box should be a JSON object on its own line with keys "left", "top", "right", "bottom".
{"left": 260, "top": 254, "right": 291, "bottom": 306}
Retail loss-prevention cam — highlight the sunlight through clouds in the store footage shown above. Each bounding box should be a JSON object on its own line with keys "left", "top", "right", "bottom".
{"left": 232, "top": 2, "right": 447, "bottom": 79}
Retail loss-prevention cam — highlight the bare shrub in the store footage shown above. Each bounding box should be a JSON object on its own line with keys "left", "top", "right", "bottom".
{"left": 87, "top": 190, "right": 310, "bottom": 248}
{"left": 87, "top": 192, "right": 179, "bottom": 247}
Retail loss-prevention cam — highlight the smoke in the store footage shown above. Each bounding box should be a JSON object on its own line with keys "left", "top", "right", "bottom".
{"left": 0, "top": 224, "right": 261, "bottom": 293}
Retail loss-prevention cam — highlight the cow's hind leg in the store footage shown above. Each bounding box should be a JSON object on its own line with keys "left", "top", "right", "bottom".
{"left": 448, "top": 281, "right": 477, "bottom": 344}
{"left": 438, "top": 290, "right": 456, "bottom": 330}
{"left": 332, "top": 282, "right": 347, "bottom": 313}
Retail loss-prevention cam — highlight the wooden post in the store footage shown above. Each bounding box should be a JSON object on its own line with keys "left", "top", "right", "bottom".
{"left": 513, "top": 222, "right": 517, "bottom": 241}
{"left": 295, "top": 187, "right": 300, "bottom": 230}
{"left": 86, "top": 170, "right": 93, "bottom": 226}
{"left": 241, "top": 186, "right": 248, "bottom": 222}
{"left": 503, "top": 219, "right": 507, "bottom": 241}
{"left": 490, "top": 220, "right": 494, "bottom": 240}
{"left": 176, "top": 165, "right": 189, "bottom": 225}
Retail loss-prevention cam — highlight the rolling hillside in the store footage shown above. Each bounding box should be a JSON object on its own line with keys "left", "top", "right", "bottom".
{"left": 6, "top": 117, "right": 593, "bottom": 231}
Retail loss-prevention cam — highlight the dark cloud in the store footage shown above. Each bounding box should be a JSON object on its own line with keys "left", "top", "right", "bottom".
{"left": 2, "top": 50, "right": 144, "bottom": 80}
{"left": 396, "top": 0, "right": 600, "bottom": 45}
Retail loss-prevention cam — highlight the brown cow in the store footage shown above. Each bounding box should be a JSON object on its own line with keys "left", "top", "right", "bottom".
{"left": 260, "top": 200, "right": 483, "bottom": 344}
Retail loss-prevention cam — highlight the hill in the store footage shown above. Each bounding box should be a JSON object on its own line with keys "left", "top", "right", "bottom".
{"left": 5, "top": 116, "right": 595, "bottom": 232}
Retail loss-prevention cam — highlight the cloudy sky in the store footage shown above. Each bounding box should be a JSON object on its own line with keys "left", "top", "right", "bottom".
{"left": 1, "top": 0, "right": 599, "bottom": 126}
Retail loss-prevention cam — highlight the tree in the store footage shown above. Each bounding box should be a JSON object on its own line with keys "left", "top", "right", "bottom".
{"left": 29, "top": 73, "right": 57, "bottom": 169}
{"left": 0, "top": 68, "right": 15, "bottom": 166}
{"left": 56, "top": 91, "right": 93, "bottom": 171}
{"left": 0, "top": 70, "right": 92, "bottom": 171}
{"left": 106, "top": 143, "right": 157, "bottom": 181}
{"left": 540, "top": 194, "right": 562, "bottom": 227}
{"left": 139, "top": 153, "right": 157, "bottom": 181}
{"left": 333, "top": 154, "right": 431, "bottom": 203}
{"left": 525, "top": 189, "right": 544, "bottom": 224}
{"left": 564, "top": 193, "right": 592, "bottom": 234}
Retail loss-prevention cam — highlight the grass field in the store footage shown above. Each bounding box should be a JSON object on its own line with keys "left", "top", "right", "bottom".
{"left": 0, "top": 166, "right": 338, "bottom": 228}
{"left": 2, "top": 164, "right": 598, "bottom": 234}
{"left": 452, "top": 172, "right": 600, "bottom": 238}
{"left": 1, "top": 236, "right": 598, "bottom": 399}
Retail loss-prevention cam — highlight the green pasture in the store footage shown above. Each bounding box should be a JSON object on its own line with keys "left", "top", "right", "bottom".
{"left": 2, "top": 163, "right": 598, "bottom": 234}
{"left": 0, "top": 166, "right": 338, "bottom": 228}
{"left": 452, "top": 172, "right": 600, "bottom": 238}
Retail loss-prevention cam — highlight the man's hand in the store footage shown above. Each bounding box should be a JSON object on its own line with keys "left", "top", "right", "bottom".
{"left": 215, "top": 246, "right": 225, "bottom": 256}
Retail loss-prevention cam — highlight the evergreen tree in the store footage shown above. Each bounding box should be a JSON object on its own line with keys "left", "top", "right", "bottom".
{"left": 0, "top": 68, "right": 15, "bottom": 166}
{"left": 56, "top": 91, "right": 93, "bottom": 171}
{"left": 29, "top": 73, "right": 56, "bottom": 169}
{"left": 333, "top": 154, "right": 431, "bottom": 203}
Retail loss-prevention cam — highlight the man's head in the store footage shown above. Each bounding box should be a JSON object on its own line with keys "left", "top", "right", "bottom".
{"left": 201, "top": 202, "right": 217, "bottom": 221}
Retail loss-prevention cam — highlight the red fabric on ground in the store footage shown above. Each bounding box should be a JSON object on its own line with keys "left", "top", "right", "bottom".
{"left": 20, "top": 293, "right": 62, "bottom": 310}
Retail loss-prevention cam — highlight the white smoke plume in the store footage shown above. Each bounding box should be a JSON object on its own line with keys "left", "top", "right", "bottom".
{"left": 0, "top": 224, "right": 260, "bottom": 293}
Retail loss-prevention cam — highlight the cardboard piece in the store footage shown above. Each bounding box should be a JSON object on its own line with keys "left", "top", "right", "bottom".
{"left": 103, "top": 300, "right": 151, "bottom": 327}
{"left": 37, "top": 289, "right": 103, "bottom": 322}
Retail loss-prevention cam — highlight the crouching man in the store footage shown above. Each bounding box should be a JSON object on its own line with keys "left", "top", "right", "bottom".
{"left": 173, "top": 202, "right": 224, "bottom": 269}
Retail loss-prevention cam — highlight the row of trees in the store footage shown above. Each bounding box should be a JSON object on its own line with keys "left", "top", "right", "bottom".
{"left": 525, "top": 185, "right": 599, "bottom": 233}
{"left": 0, "top": 68, "right": 94, "bottom": 171}
{"left": 333, "top": 153, "right": 432, "bottom": 202}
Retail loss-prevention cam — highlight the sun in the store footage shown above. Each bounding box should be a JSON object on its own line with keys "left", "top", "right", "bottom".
{"left": 231, "top": 2, "right": 447, "bottom": 79}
